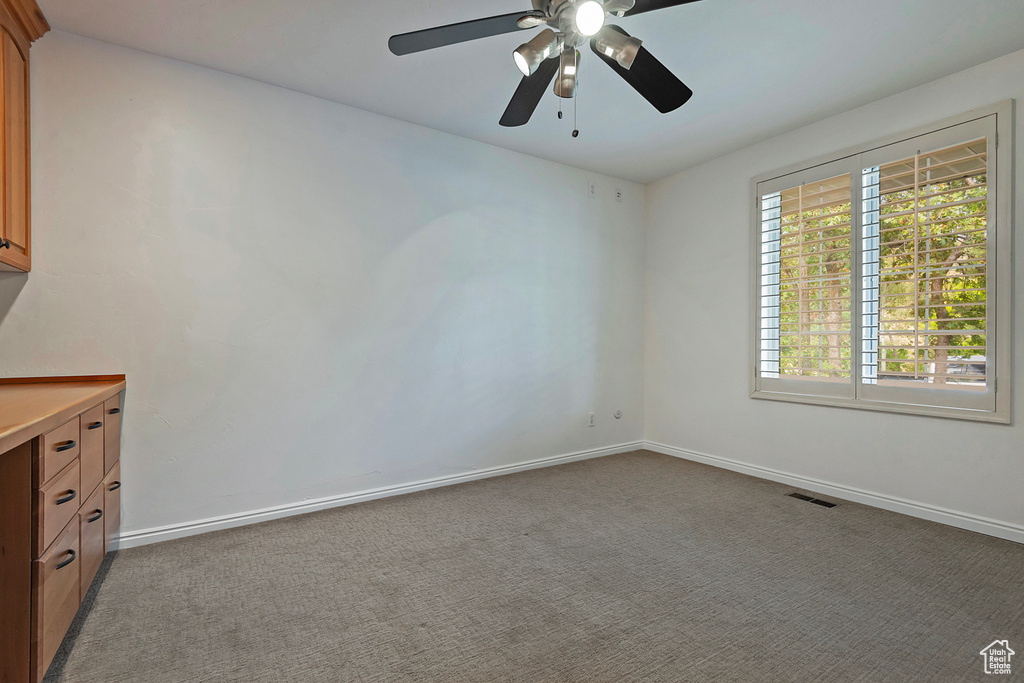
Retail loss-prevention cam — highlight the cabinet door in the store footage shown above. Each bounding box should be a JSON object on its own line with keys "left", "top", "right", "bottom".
{"left": 32, "top": 516, "right": 80, "bottom": 683}
{"left": 0, "top": 20, "right": 29, "bottom": 272}
{"left": 79, "top": 485, "right": 105, "bottom": 598}
{"left": 103, "top": 395, "right": 122, "bottom": 474}
{"left": 103, "top": 462, "right": 121, "bottom": 553}
{"left": 80, "top": 404, "right": 105, "bottom": 496}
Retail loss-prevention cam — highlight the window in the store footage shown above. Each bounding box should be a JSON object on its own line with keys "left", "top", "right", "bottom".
{"left": 752, "top": 103, "right": 1012, "bottom": 422}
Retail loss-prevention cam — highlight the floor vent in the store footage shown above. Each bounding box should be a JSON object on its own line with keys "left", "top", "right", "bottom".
{"left": 788, "top": 492, "right": 837, "bottom": 508}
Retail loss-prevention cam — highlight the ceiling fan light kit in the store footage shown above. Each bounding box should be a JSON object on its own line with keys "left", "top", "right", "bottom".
{"left": 388, "top": 0, "right": 702, "bottom": 130}
{"left": 513, "top": 28, "right": 559, "bottom": 76}
{"left": 554, "top": 48, "right": 580, "bottom": 98}
{"left": 593, "top": 27, "right": 642, "bottom": 69}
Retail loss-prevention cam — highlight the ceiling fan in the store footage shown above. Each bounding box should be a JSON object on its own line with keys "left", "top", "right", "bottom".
{"left": 388, "top": 0, "right": 701, "bottom": 130}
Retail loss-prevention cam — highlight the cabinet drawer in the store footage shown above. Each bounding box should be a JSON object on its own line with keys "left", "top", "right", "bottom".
{"left": 104, "top": 461, "right": 121, "bottom": 552}
{"left": 79, "top": 485, "right": 105, "bottom": 599}
{"left": 33, "top": 516, "right": 81, "bottom": 683}
{"left": 103, "top": 396, "right": 121, "bottom": 474}
{"left": 80, "top": 404, "right": 105, "bottom": 497}
{"left": 38, "top": 416, "right": 80, "bottom": 486}
{"left": 36, "top": 459, "right": 81, "bottom": 556}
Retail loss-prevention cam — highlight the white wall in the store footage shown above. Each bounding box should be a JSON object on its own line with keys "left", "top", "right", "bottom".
{"left": 0, "top": 31, "right": 645, "bottom": 540}
{"left": 5, "top": 31, "right": 1019, "bottom": 547}
{"left": 645, "top": 49, "right": 1024, "bottom": 539}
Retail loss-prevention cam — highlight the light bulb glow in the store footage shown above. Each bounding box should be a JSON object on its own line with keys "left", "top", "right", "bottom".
{"left": 514, "top": 51, "right": 530, "bottom": 76}
{"left": 574, "top": 1, "right": 605, "bottom": 37}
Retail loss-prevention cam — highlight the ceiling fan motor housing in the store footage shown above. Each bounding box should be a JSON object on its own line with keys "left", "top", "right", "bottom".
{"left": 531, "top": 0, "right": 608, "bottom": 47}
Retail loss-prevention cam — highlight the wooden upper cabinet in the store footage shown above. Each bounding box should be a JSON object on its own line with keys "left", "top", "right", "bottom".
{"left": 0, "top": 0, "right": 47, "bottom": 273}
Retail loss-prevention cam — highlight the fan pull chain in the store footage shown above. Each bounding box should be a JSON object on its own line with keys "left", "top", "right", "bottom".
{"left": 572, "top": 93, "right": 578, "bottom": 137}
{"left": 572, "top": 49, "right": 579, "bottom": 138}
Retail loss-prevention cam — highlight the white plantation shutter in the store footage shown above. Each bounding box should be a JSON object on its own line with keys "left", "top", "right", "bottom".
{"left": 857, "top": 118, "right": 997, "bottom": 413}
{"left": 757, "top": 160, "right": 855, "bottom": 400}
{"left": 753, "top": 106, "right": 1009, "bottom": 421}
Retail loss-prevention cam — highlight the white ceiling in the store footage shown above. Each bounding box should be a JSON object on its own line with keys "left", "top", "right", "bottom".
{"left": 37, "top": 0, "right": 1024, "bottom": 183}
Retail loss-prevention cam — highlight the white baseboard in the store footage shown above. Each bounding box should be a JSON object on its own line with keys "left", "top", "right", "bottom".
{"left": 117, "top": 440, "right": 645, "bottom": 549}
{"left": 645, "top": 440, "right": 1024, "bottom": 545}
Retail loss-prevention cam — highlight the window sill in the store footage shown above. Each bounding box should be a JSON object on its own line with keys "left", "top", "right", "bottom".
{"left": 749, "top": 388, "right": 1010, "bottom": 424}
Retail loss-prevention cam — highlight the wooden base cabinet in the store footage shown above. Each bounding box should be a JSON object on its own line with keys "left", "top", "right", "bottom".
{"left": 0, "top": 376, "right": 124, "bottom": 683}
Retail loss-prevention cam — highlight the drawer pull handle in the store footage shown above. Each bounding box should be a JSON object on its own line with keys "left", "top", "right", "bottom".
{"left": 56, "top": 489, "right": 77, "bottom": 505}
{"left": 55, "top": 440, "right": 77, "bottom": 452}
{"left": 0, "top": 238, "right": 9, "bottom": 249}
{"left": 109, "top": 481, "right": 121, "bottom": 492}
{"left": 108, "top": 407, "right": 121, "bottom": 415}
{"left": 88, "top": 509, "right": 104, "bottom": 523}
{"left": 88, "top": 421, "right": 103, "bottom": 430}
{"left": 56, "top": 549, "right": 77, "bottom": 570}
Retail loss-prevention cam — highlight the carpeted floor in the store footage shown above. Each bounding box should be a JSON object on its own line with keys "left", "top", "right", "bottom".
{"left": 45, "top": 450, "right": 1023, "bottom": 682}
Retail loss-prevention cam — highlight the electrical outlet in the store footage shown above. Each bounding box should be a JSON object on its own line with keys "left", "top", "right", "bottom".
{"left": 588, "top": 412, "right": 595, "bottom": 427}
{"left": 615, "top": 188, "right": 622, "bottom": 202}
{"left": 588, "top": 181, "right": 596, "bottom": 198}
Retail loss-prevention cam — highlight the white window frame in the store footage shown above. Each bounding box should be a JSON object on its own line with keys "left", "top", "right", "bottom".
{"left": 750, "top": 101, "right": 1013, "bottom": 423}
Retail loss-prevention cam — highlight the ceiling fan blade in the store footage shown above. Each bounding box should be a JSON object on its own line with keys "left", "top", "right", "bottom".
{"left": 499, "top": 56, "right": 560, "bottom": 127}
{"left": 621, "top": 0, "right": 702, "bottom": 17}
{"left": 590, "top": 26, "right": 692, "bottom": 113}
{"left": 389, "top": 11, "right": 544, "bottom": 55}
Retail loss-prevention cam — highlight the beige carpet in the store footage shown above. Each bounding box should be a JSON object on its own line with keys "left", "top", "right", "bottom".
{"left": 46, "top": 451, "right": 1023, "bottom": 682}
